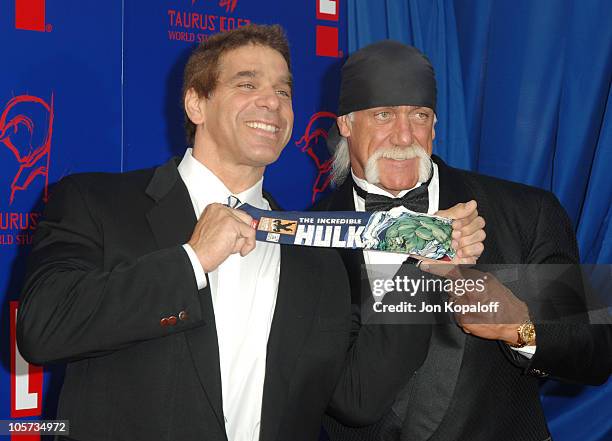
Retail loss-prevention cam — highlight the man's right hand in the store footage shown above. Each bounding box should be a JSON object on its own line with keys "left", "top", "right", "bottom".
{"left": 435, "top": 200, "right": 485, "bottom": 264}
{"left": 188, "top": 203, "right": 256, "bottom": 272}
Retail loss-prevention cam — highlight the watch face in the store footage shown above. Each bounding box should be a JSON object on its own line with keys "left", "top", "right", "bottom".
{"left": 520, "top": 324, "right": 536, "bottom": 344}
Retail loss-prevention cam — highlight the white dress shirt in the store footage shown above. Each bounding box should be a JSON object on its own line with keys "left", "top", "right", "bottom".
{"left": 178, "top": 148, "right": 280, "bottom": 441}
{"left": 351, "top": 164, "right": 535, "bottom": 357}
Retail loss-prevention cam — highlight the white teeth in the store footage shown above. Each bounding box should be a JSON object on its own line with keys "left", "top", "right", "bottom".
{"left": 246, "top": 121, "right": 279, "bottom": 133}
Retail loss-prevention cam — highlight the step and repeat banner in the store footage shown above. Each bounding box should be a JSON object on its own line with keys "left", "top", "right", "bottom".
{"left": 1, "top": 0, "right": 345, "bottom": 438}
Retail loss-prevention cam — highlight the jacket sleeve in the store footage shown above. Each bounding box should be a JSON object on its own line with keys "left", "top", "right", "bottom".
{"left": 17, "top": 176, "right": 208, "bottom": 365}
{"left": 519, "top": 191, "right": 612, "bottom": 385}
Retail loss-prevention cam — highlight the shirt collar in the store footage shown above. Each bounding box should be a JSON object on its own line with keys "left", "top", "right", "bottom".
{"left": 351, "top": 170, "right": 421, "bottom": 199}
{"left": 178, "top": 148, "right": 268, "bottom": 217}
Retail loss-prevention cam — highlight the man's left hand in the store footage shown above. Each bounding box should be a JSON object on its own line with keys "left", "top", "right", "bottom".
{"left": 420, "top": 264, "right": 531, "bottom": 345}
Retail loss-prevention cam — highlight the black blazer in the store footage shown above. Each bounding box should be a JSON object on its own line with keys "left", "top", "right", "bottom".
{"left": 17, "top": 158, "right": 351, "bottom": 441}
{"left": 17, "top": 158, "right": 432, "bottom": 441}
{"left": 318, "top": 156, "right": 611, "bottom": 441}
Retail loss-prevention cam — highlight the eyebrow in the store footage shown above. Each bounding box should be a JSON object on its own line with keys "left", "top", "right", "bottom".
{"left": 413, "top": 107, "right": 434, "bottom": 114}
{"left": 369, "top": 106, "right": 433, "bottom": 112}
{"left": 230, "top": 70, "right": 258, "bottom": 81}
{"left": 229, "top": 70, "right": 293, "bottom": 90}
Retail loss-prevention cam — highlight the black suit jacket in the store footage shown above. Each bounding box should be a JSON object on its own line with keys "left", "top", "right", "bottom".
{"left": 15, "top": 157, "right": 353, "bottom": 441}
{"left": 318, "top": 156, "right": 611, "bottom": 441}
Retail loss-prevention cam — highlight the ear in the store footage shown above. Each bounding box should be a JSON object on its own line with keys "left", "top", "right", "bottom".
{"left": 184, "top": 88, "right": 206, "bottom": 125}
{"left": 337, "top": 115, "right": 352, "bottom": 137}
{"left": 431, "top": 124, "right": 436, "bottom": 141}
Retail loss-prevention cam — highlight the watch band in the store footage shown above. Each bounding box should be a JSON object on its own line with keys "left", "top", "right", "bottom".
{"left": 511, "top": 319, "right": 536, "bottom": 348}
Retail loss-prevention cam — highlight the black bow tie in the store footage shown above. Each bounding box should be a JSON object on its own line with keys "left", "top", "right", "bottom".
{"left": 354, "top": 182, "right": 430, "bottom": 213}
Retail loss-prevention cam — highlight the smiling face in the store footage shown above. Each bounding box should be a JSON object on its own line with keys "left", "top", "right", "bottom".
{"left": 186, "top": 44, "right": 293, "bottom": 182}
{"left": 338, "top": 105, "right": 435, "bottom": 195}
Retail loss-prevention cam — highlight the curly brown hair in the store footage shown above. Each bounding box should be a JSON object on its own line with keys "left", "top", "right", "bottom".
{"left": 182, "top": 24, "right": 291, "bottom": 145}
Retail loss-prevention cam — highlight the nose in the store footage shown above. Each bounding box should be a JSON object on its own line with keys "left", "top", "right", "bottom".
{"left": 255, "top": 88, "right": 280, "bottom": 111}
{"left": 389, "top": 114, "right": 414, "bottom": 147}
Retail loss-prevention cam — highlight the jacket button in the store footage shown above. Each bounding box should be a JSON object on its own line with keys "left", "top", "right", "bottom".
{"left": 168, "top": 316, "right": 177, "bottom": 326}
{"left": 179, "top": 310, "right": 188, "bottom": 321}
{"left": 160, "top": 317, "right": 169, "bottom": 327}
{"left": 531, "top": 368, "right": 549, "bottom": 378}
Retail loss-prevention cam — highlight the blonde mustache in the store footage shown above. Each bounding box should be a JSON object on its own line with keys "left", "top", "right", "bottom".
{"left": 365, "top": 145, "right": 432, "bottom": 184}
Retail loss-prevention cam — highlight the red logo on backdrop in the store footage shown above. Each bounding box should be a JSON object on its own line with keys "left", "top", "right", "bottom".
{"left": 15, "top": 0, "right": 49, "bottom": 32}
{"left": 10, "top": 301, "right": 44, "bottom": 419}
{"left": 190, "top": 0, "right": 238, "bottom": 13}
{"left": 316, "top": 0, "right": 340, "bottom": 57}
{"left": 168, "top": 0, "right": 249, "bottom": 43}
{"left": 295, "top": 111, "right": 337, "bottom": 203}
{"left": 0, "top": 94, "right": 54, "bottom": 205}
{"left": 218, "top": 0, "right": 238, "bottom": 13}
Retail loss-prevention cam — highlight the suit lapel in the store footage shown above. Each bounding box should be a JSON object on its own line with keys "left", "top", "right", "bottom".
{"left": 145, "top": 158, "right": 196, "bottom": 250}
{"left": 326, "top": 178, "right": 370, "bottom": 306}
{"left": 259, "top": 245, "right": 321, "bottom": 441}
{"left": 145, "top": 158, "right": 225, "bottom": 432}
{"left": 328, "top": 177, "right": 357, "bottom": 212}
{"left": 397, "top": 156, "right": 469, "bottom": 440}
{"left": 435, "top": 155, "right": 495, "bottom": 263}
{"left": 435, "top": 155, "right": 471, "bottom": 212}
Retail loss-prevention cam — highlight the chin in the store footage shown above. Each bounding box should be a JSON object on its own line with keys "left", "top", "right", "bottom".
{"left": 377, "top": 167, "right": 419, "bottom": 191}
{"left": 248, "top": 149, "right": 283, "bottom": 167}
{"left": 379, "top": 179, "right": 419, "bottom": 193}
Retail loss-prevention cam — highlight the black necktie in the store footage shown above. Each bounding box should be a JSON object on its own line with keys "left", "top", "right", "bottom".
{"left": 354, "top": 180, "right": 430, "bottom": 213}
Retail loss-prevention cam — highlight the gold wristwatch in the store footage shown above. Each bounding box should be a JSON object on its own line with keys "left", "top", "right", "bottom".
{"left": 511, "top": 319, "right": 536, "bottom": 348}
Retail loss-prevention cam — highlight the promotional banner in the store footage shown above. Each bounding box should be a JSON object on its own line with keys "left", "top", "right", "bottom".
{"left": 241, "top": 204, "right": 456, "bottom": 259}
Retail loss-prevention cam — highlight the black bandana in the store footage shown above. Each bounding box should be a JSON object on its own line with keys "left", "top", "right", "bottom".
{"left": 338, "top": 40, "right": 437, "bottom": 116}
{"left": 327, "top": 41, "right": 437, "bottom": 153}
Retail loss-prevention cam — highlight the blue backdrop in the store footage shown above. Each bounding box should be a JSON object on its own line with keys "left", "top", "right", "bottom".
{"left": 1, "top": 0, "right": 347, "bottom": 438}
{"left": 1, "top": 0, "right": 609, "bottom": 439}
{"left": 346, "top": 0, "right": 611, "bottom": 439}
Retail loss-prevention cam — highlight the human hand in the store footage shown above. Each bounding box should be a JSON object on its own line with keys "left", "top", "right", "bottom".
{"left": 419, "top": 264, "right": 530, "bottom": 344}
{"left": 188, "top": 203, "right": 256, "bottom": 272}
{"left": 435, "top": 200, "right": 485, "bottom": 264}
